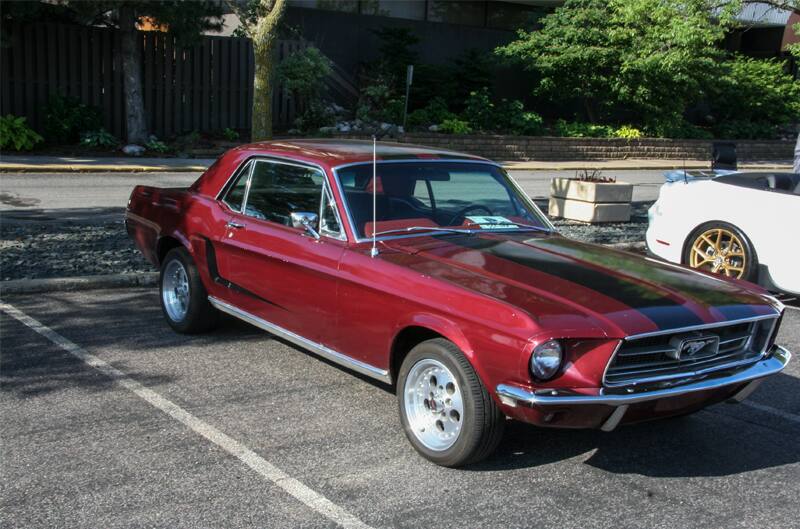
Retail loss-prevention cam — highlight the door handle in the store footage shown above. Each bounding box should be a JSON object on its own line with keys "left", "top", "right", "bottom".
{"left": 226, "top": 221, "right": 244, "bottom": 229}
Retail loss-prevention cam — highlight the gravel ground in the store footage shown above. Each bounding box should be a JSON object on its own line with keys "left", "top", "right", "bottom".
{"left": 1, "top": 221, "right": 152, "bottom": 281}
{"left": 0, "top": 202, "right": 651, "bottom": 281}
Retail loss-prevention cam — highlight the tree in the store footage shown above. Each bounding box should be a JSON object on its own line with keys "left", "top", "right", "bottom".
{"left": 229, "top": 0, "right": 288, "bottom": 141}
{"left": 496, "top": 0, "right": 740, "bottom": 129}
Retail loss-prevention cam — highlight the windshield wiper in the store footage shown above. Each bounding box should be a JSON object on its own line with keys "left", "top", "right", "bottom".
{"left": 371, "top": 226, "right": 478, "bottom": 237}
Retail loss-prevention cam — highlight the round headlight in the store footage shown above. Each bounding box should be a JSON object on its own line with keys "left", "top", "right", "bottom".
{"left": 530, "top": 340, "right": 563, "bottom": 380}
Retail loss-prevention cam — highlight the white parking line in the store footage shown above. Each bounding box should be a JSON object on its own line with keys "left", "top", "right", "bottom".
{"left": 0, "top": 302, "right": 374, "bottom": 529}
{"left": 740, "top": 400, "right": 800, "bottom": 425}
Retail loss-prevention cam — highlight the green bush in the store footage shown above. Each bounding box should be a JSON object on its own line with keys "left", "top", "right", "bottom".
{"left": 80, "top": 129, "right": 118, "bottom": 148}
{"left": 645, "top": 119, "right": 713, "bottom": 139}
{"left": 406, "top": 97, "right": 456, "bottom": 129}
{"left": 0, "top": 114, "right": 43, "bottom": 151}
{"left": 145, "top": 136, "right": 170, "bottom": 153}
{"left": 496, "top": 99, "right": 544, "bottom": 136}
{"left": 222, "top": 128, "right": 239, "bottom": 141}
{"left": 277, "top": 46, "right": 332, "bottom": 100}
{"left": 707, "top": 55, "right": 800, "bottom": 139}
{"left": 295, "top": 101, "right": 336, "bottom": 133}
{"left": 554, "top": 120, "right": 614, "bottom": 138}
{"left": 438, "top": 118, "right": 472, "bottom": 135}
{"left": 43, "top": 94, "right": 103, "bottom": 144}
{"left": 712, "top": 120, "right": 778, "bottom": 140}
{"left": 613, "top": 125, "right": 643, "bottom": 139}
{"left": 356, "top": 80, "right": 404, "bottom": 124}
{"left": 463, "top": 88, "right": 494, "bottom": 132}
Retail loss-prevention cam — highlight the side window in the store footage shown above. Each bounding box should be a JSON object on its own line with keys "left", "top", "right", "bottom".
{"left": 319, "top": 186, "right": 343, "bottom": 238}
{"left": 243, "top": 160, "right": 327, "bottom": 228}
{"left": 221, "top": 161, "right": 252, "bottom": 212}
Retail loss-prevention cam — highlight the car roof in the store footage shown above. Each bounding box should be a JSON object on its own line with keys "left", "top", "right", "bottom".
{"left": 233, "top": 138, "right": 490, "bottom": 167}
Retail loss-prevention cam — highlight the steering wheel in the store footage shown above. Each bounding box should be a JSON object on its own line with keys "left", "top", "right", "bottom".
{"left": 445, "top": 204, "right": 494, "bottom": 226}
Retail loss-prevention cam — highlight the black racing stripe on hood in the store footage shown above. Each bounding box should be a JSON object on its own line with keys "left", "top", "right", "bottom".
{"left": 448, "top": 236, "right": 705, "bottom": 330}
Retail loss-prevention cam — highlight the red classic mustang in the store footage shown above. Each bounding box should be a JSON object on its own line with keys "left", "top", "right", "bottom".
{"left": 127, "top": 139, "right": 791, "bottom": 467}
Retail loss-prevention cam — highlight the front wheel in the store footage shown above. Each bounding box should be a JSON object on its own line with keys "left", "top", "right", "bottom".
{"left": 397, "top": 338, "right": 505, "bottom": 467}
{"left": 684, "top": 222, "right": 758, "bottom": 281}
{"left": 159, "top": 247, "right": 218, "bottom": 334}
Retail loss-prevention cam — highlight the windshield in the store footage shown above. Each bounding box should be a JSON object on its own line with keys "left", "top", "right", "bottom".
{"left": 335, "top": 161, "right": 550, "bottom": 240}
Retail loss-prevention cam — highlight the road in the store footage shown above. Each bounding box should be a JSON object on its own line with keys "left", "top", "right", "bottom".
{"left": 2, "top": 288, "right": 799, "bottom": 529}
{"left": 0, "top": 170, "right": 668, "bottom": 223}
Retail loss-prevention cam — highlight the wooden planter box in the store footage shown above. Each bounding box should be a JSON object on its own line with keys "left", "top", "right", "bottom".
{"left": 548, "top": 178, "right": 633, "bottom": 223}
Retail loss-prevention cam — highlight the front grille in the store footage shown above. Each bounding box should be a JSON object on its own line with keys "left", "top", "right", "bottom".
{"left": 604, "top": 317, "right": 778, "bottom": 387}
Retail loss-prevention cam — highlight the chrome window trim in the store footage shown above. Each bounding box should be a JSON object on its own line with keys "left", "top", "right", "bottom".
{"left": 219, "top": 159, "right": 254, "bottom": 213}
{"left": 215, "top": 154, "right": 349, "bottom": 242}
{"left": 600, "top": 313, "right": 781, "bottom": 388}
{"left": 330, "top": 159, "right": 554, "bottom": 244}
{"left": 208, "top": 296, "right": 390, "bottom": 383}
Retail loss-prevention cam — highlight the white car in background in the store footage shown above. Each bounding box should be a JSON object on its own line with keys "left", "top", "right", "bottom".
{"left": 646, "top": 171, "right": 800, "bottom": 296}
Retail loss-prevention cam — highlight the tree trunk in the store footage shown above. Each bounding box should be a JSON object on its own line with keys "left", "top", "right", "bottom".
{"left": 250, "top": 0, "right": 287, "bottom": 141}
{"left": 118, "top": 4, "right": 148, "bottom": 144}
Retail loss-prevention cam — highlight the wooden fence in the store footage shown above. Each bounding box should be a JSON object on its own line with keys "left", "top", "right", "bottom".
{"left": 0, "top": 22, "right": 310, "bottom": 140}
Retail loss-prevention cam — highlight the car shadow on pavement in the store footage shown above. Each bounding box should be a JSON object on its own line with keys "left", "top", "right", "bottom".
{"left": 472, "top": 378, "right": 800, "bottom": 476}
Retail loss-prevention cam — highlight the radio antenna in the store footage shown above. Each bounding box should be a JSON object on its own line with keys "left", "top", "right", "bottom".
{"left": 370, "top": 134, "right": 379, "bottom": 258}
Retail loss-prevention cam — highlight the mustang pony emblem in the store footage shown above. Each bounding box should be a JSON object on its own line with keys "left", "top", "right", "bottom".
{"left": 667, "top": 335, "right": 720, "bottom": 360}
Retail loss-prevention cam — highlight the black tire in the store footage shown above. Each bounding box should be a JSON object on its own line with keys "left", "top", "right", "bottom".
{"left": 159, "top": 247, "right": 219, "bottom": 334}
{"left": 397, "top": 338, "right": 505, "bottom": 467}
{"left": 683, "top": 221, "right": 759, "bottom": 282}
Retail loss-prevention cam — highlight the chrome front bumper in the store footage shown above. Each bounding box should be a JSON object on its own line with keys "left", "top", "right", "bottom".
{"left": 496, "top": 345, "right": 791, "bottom": 432}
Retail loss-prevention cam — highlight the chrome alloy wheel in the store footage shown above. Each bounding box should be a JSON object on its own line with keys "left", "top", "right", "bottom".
{"left": 403, "top": 358, "right": 464, "bottom": 451}
{"left": 162, "top": 259, "right": 190, "bottom": 322}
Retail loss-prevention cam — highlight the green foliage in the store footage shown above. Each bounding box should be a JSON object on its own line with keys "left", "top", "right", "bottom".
{"left": 554, "top": 120, "right": 614, "bottom": 138}
{"left": 463, "top": 88, "right": 495, "bottom": 132}
{"left": 145, "top": 136, "right": 170, "bottom": 153}
{"left": 496, "top": 0, "right": 737, "bottom": 127}
{"left": 406, "top": 97, "right": 456, "bottom": 130}
{"left": 370, "top": 27, "right": 419, "bottom": 94}
{"left": 0, "top": 115, "right": 43, "bottom": 151}
{"left": 294, "top": 101, "right": 335, "bottom": 133}
{"left": 644, "top": 118, "right": 713, "bottom": 139}
{"left": 707, "top": 55, "right": 800, "bottom": 139}
{"left": 496, "top": 99, "right": 544, "bottom": 136}
{"left": 80, "top": 128, "right": 119, "bottom": 148}
{"left": 43, "top": 94, "right": 103, "bottom": 144}
{"left": 356, "top": 81, "right": 404, "bottom": 124}
{"left": 222, "top": 128, "right": 239, "bottom": 141}
{"left": 613, "top": 125, "right": 642, "bottom": 139}
{"left": 438, "top": 118, "right": 472, "bottom": 135}
{"left": 276, "top": 46, "right": 332, "bottom": 99}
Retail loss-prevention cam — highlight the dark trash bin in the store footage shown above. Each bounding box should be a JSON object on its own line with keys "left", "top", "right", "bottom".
{"left": 712, "top": 142, "right": 737, "bottom": 170}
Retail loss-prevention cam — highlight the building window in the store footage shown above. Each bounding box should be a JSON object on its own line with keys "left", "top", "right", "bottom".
{"left": 427, "top": 1, "right": 486, "bottom": 27}
{"left": 487, "top": 2, "right": 550, "bottom": 31}
{"left": 289, "top": 0, "right": 358, "bottom": 13}
{"left": 360, "top": 0, "right": 426, "bottom": 20}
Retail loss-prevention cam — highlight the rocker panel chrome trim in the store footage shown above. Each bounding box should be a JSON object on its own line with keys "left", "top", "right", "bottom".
{"left": 208, "top": 296, "right": 391, "bottom": 383}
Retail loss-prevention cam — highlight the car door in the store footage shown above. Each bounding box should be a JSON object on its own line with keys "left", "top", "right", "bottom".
{"left": 214, "top": 157, "right": 347, "bottom": 342}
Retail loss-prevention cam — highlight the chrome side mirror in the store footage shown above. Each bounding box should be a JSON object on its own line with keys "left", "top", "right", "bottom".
{"left": 290, "top": 211, "right": 320, "bottom": 239}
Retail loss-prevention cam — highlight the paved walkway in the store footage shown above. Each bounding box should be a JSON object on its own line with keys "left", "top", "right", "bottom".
{"left": 1, "top": 154, "right": 793, "bottom": 172}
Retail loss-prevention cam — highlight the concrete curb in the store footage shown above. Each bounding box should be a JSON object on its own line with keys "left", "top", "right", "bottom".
{"left": 1, "top": 272, "right": 158, "bottom": 294}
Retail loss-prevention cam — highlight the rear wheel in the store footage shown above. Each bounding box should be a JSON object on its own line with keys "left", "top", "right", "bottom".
{"left": 397, "top": 338, "right": 505, "bottom": 467}
{"left": 159, "top": 247, "right": 218, "bottom": 333}
{"left": 684, "top": 222, "right": 758, "bottom": 282}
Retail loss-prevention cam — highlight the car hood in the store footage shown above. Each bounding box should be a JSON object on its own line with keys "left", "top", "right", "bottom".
{"left": 380, "top": 232, "right": 778, "bottom": 338}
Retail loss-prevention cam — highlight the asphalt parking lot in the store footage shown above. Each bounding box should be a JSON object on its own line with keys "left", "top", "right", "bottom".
{"left": 2, "top": 288, "right": 799, "bottom": 529}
